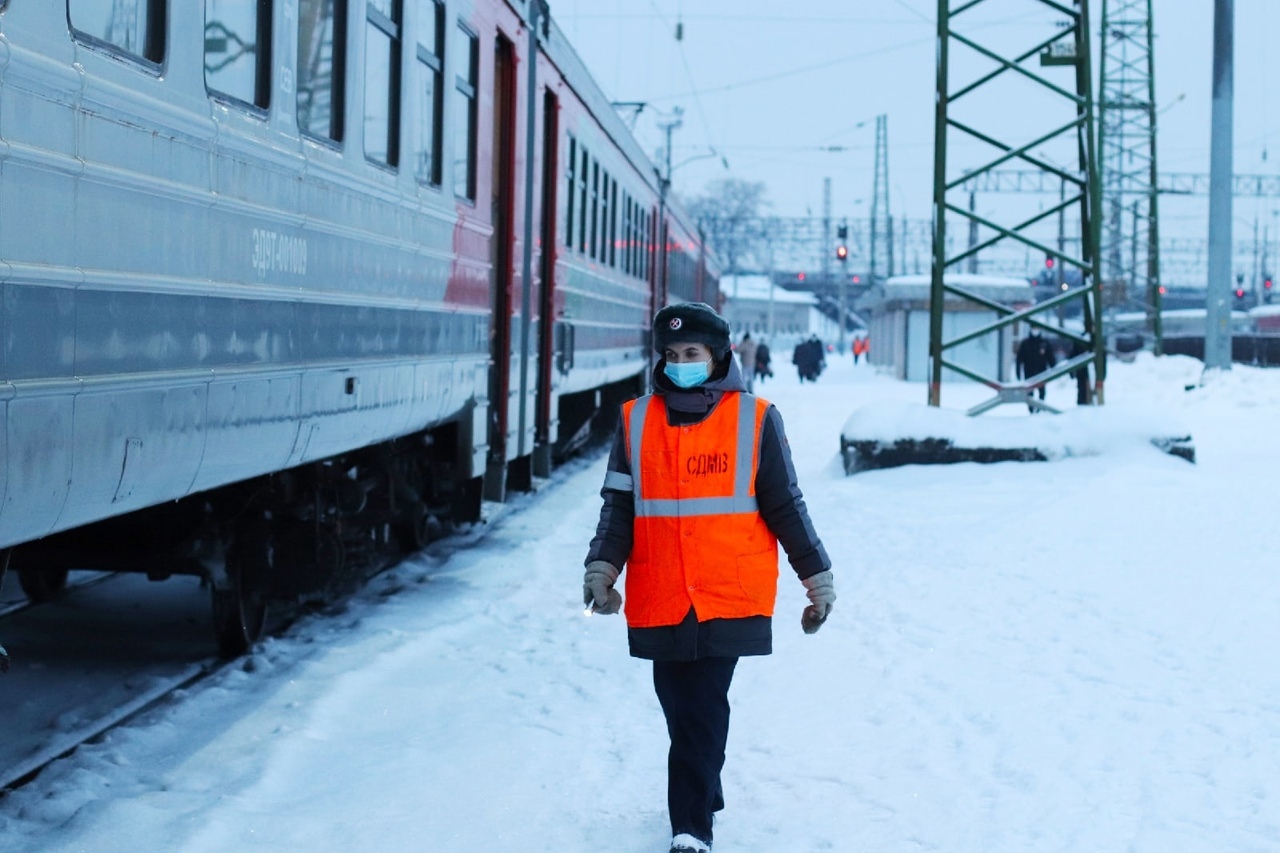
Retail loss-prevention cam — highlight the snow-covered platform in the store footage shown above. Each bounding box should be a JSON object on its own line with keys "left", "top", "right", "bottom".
{"left": 840, "top": 402, "right": 1196, "bottom": 474}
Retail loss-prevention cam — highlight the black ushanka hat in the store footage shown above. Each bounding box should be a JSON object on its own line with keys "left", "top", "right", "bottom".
{"left": 652, "top": 302, "right": 731, "bottom": 360}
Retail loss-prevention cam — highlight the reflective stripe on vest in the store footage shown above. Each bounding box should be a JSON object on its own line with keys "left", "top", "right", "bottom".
{"left": 620, "top": 391, "right": 779, "bottom": 628}
{"left": 629, "top": 393, "right": 760, "bottom": 518}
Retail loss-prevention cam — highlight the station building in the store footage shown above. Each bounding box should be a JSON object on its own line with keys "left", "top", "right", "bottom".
{"left": 862, "top": 273, "right": 1037, "bottom": 382}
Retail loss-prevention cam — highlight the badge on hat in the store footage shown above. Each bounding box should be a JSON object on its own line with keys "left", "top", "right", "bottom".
{"left": 669, "top": 318, "right": 683, "bottom": 330}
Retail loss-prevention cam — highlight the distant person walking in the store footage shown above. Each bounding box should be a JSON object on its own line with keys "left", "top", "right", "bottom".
{"left": 754, "top": 340, "right": 772, "bottom": 384}
{"left": 736, "top": 332, "right": 758, "bottom": 393}
{"left": 1016, "top": 331, "right": 1057, "bottom": 413}
{"left": 583, "top": 302, "right": 835, "bottom": 853}
{"left": 852, "top": 335, "right": 869, "bottom": 365}
{"left": 793, "top": 335, "right": 825, "bottom": 382}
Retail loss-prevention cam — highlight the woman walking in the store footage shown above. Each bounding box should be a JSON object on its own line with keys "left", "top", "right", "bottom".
{"left": 583, "top": 302, "right": 836, "bottom": 853}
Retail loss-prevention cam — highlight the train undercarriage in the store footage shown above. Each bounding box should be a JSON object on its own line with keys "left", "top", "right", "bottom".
{"left": 3, "top": 421, "right": 483, "bottom": 658}
{"left": 1, "top": 376, "right": 643, "bottom": 660}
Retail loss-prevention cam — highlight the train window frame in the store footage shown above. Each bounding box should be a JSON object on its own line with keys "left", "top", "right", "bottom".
{"left": 609, "top": 178, "right": 619, "bottom": 268}
{"left": 68, "top": 0, "right": 168, "bottom": 69}
{"left": 204, "top": 0, "right": 274, "bottom": 112}
{"left": 589, "top": 162, "right": 600, "bottom": 261}
{"left": 642, "top": 210, "right": 651, "bottom": 281}
{"left": 577, "top": 147, "right": 588, "bottom": 253}
{"left": 565, "top": 136, "right": 577, "bottom": 249}
{"left": 363, "top": 0, "right": 403, "bottom": 169}
{"left": 412, "top": 0, "right": 445, "bottom": 187}
{"left": 297, "top": 0, "right": 348, "bottom": 144}
{"left": 625, "top": 195, "right": 634, "bottom": 276}
{"left": 452, "top": 22, "right": 479, "bottom": 202}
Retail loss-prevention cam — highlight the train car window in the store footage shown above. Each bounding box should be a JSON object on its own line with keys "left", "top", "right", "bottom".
{"left": 624, "top": 194, "right": 634, "bottom": 274}
{"left": 590, "top": 162, "right": 600, "bottom": 260}
{"left": 609, "top": 178, "right": 619, "bottom": 268}
{"left": 70, "top": 0, "right": 167, "bottom": 65}
{"left": 642, "top": 210, "right": 650, "bottom": 280}
{"left": 205, "top": 0, "right": 273, "bottom": 109}
{"left": 565, "top": 136, "right": 577, "bottom": 248}
{"left": 630, "top": 198, "right": 638, "bottom": 277}
{"left": 298, "top": 0, "right": 347, "bottom": 142}
{"left": 577, "top": 148, "right": 589, "bottom": 253}
{"left": 634, "top": 207, "right": 642, "bottom": 279}
{"left": 412, "top": 0, "right": 445, "bottom": 185}
{"left": 364, "top": 0, "right": 402, "bottom": 167}
{"left": 452, "top": 23, "right": 479, "bottom": 200}
{"left": 601, "top": 179, "right": 609, "bottom": 267}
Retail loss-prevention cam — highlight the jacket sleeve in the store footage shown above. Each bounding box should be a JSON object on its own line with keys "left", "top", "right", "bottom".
{"left": 754, "top": 405, "right": 832, "bottom": 580}
{"left": 585, "top": 418, "right": 635, "bottom": 571}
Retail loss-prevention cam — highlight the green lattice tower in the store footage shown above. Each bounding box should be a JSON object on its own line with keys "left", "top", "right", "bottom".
{"left": 930, "top": 0, "right": 1105, "bottom": 411}
{"left": 1099, "top": 0, "right": 1163, "bottom": 352}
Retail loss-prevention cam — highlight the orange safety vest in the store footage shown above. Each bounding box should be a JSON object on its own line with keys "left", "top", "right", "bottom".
{"left": 618, "top": 391, "right": 779, "bottom": 628}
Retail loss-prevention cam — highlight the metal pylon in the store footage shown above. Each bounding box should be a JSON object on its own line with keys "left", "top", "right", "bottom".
{"left": 870, "top": 114, "right": 894, "bottom": 281}
{"left": 930, "top": 0, "right": 1105, "bottom": 412}
{"left": 1099, "top": 0, "right": 1163, "bottom": 353}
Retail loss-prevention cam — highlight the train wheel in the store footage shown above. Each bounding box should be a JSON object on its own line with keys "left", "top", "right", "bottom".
{"left": 212, "top": 572, "right": 268, "bottom": 658}
{"left": 213, "top": 523, "right": 271, "bottom": 658}
{"left": 394, "top": 505, "right": 436, "bottom": 552}
{"left": 18, "top": 567, "right": 69, "bottom": 603}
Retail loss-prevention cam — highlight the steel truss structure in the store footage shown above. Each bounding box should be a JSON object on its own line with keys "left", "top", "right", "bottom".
{"left": 870, "top": 115, "right": 895, "bottom": 282}
{"left": 1099, "top": 0, "right": 1162, "bottom": 348}
{"left": 930, "top": 0, "right": 1104, "bottom": 413}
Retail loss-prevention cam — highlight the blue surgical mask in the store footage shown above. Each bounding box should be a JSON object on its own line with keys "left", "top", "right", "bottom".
{"left": 664, "top": 359, "right": 711, "bottom": 388}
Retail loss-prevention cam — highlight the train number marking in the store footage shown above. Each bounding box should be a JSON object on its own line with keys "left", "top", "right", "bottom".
{"left": 252, "top": 229, "right": 309, "bottom": 278}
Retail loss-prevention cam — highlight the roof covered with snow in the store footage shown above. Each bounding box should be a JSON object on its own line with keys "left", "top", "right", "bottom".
{"left": 721, "top": 275, "right": 819, "bottom": 305}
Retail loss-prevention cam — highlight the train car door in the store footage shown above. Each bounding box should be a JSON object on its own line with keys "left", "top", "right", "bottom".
{"left": 484, "top": 34, "right": 518, "bottom": 502}
{"left": 533, "top": 90, "right": 558, "bottom": 477}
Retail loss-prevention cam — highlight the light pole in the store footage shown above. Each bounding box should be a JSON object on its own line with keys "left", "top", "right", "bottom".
{"left": 1205, "top": 0, "right": 1234, "bottom": 371}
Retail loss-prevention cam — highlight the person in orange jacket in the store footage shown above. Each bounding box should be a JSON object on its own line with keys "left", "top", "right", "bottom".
{"left": 852, "top": 334, "right": 869, "bottom": 365}
{"left": 583, "top": 301, "right": 835, "bottom": 853}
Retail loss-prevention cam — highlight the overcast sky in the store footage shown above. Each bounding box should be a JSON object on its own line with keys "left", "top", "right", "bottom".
{"left": 559, "top": 0, "right": 1279, "bottom": 273}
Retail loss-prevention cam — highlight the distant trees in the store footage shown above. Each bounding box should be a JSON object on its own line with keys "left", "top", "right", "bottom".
{"left": 683, "top": 179, "right": 770, "bottom": 275}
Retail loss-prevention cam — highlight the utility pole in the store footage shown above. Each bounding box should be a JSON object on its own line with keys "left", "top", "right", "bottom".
{"left": 658, "top": 107, "right": 684, "bottom": 187}
{"left": 655, "top": 107, "right": 684, "bottom": 309}
{"left": 1205, "top": 0, "right": 1234, "bottom": 370}
{"left": 822, "top": 177, "right": 832, "bottom": 344}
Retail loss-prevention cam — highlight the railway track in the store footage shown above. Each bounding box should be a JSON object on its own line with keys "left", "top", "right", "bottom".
{"left": 0, "top": 573, "right": 230, "bottom": 793}
{"left": 1, "top": 659, "right": 226, "bottom": 792}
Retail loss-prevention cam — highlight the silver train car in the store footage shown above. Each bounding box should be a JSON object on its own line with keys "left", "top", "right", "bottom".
{"left": 0, "top": 0, "right": 717, "bottom": 655}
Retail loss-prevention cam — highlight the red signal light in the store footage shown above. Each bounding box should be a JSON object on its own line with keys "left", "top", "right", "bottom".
{"left": 852, "top": 275, "right": 861, "bottom": 284}
{"left": 1266, "top": 279, "right": 1274, "bottom": 290}
{"left": 1235, "top": 288, "right": 1245, "bottom": 298}
{"left": 1045, "top": 256, "right": 1055, "bottom": 269}
{"left": 797, "top": 272, "right": 806, "bottom": 281}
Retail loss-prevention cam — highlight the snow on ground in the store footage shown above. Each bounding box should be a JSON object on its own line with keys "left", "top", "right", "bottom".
{"left": 3, "top": 351, "right": 1279, "bottom": 852}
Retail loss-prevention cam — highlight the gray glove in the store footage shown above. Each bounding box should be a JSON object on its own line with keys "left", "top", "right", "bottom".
{"left": 801, "top": 570, "right": 836, "bottom": 634}
{"left": 583, "top": 561, "right": 622, "bottom": 615}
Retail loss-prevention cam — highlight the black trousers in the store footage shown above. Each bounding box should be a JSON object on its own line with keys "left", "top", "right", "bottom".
{"left": 652, "top": 657, "right": 739, "bottom": 844}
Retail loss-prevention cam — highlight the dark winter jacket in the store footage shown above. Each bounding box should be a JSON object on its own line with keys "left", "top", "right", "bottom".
{"left": 586, "top": 355, "right": 831, "bottom": 661}
{"left": 1016, "top": 333, "right": 1057, "bottom": 379}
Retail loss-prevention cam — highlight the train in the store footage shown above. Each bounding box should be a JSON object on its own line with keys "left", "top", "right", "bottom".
{"left": 0, "top": 0, "right": 718, "bottom": 656}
